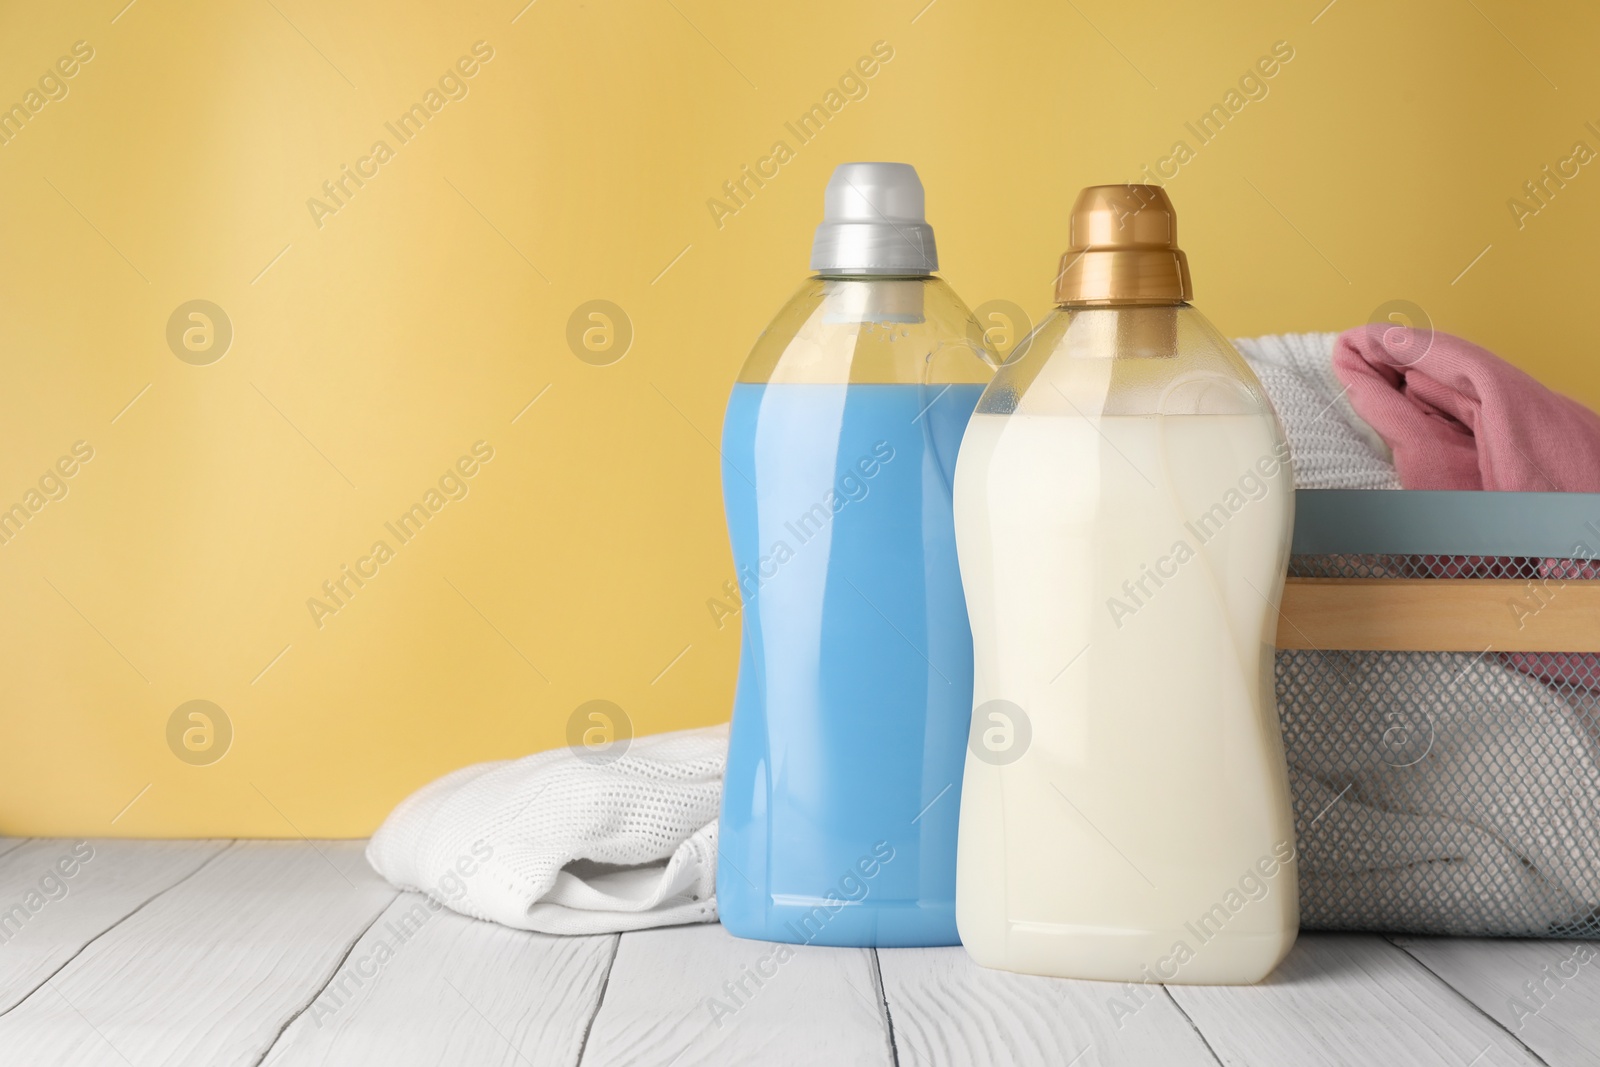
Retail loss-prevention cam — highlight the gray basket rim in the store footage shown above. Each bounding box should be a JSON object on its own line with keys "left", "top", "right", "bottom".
{"left": 1293, "top": 490, "right": 1600, "bottom": 559}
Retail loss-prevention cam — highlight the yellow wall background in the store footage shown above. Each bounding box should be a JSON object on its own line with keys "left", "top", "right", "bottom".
{"left": 1, "top": 0, "right": 1595, "bottom": 836}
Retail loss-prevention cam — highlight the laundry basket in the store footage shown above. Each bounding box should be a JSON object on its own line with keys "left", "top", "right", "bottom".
{"left": 1276, "top": 490, "right": 1600, "bottom": 938}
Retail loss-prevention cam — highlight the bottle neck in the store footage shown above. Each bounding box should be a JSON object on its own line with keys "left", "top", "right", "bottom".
{"left": 813, "top": 271, "right": 935, "bottom": 281}
{"left": 1056, "top": 299, "right": 1190, "bottom": 310}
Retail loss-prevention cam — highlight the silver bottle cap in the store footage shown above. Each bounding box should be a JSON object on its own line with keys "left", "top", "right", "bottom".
{"left": 809, "top": 162, "right": 938, "bottom": 276}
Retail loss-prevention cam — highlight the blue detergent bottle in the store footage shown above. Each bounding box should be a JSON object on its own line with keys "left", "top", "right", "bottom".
{"left": 716, "top": 162, "right": 995, "bottom": 946}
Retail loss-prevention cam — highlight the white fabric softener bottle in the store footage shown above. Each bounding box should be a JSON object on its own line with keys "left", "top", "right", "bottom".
{"left": 952, "top": 185, "right": 1298, "bottom": 983}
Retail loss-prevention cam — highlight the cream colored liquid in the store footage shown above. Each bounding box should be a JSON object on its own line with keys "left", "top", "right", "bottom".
{"left": 953, "top": 411, "right": 1298, "bottom": 984}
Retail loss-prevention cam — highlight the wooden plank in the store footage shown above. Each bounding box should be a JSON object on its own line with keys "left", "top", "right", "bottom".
{"left": 1170, "top": 933, "right": 1544, "bottom": 1067}
{"left": 581, "top": 922, "right": 893, "bottom": 1067}
{"left": 876, "top": 945, "right": 1219, "bottom": 1066}
{"left": 1391, "top": 936, "right": 1600, "bottom": 1067}
{"left": 260, "top": 894, "right": 617, "bottom": 1066}
{"left": 0, "top": 839, "right": 227, "bottom": 1013}
{"left": 1277, "top": 577, "right": 1600, "bottom": 652}
{"left": 0, "top": 841, "right": 395, "bottom": 1066}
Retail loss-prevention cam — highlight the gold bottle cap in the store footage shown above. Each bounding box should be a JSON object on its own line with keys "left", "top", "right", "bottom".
{"left": 1053, "top": 185, "right": 1193, "bottom": 306}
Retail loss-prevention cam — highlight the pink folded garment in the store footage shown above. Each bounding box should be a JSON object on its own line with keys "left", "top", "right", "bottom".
{"left": 1335, "top": 325, "right": 1600, "bottom": 702}
{"left": 1332, "top": 326, "right": 1600, "bottom": 492}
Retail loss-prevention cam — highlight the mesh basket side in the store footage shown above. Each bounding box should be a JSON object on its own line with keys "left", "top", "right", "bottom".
{"left": 1280, "top": 554, "right": 1600, "bottom": 938}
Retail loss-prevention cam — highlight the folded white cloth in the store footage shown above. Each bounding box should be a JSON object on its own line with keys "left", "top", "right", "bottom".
{"left": 366, "top": 725, "right": 725, "bottom": 934}
{"left": 1234, "top": 331, "right": 1401, "bottom": 491}
{"left": 1283, "top": 649, "right": 1600, "bottom": 934}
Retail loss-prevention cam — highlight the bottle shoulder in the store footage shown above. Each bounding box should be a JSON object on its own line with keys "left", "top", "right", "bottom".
{"left": 981, "top": 304, "right": 1276, "bottom": 419}
{"left": 737, "top": 276, "right": 996, "bottom": 386}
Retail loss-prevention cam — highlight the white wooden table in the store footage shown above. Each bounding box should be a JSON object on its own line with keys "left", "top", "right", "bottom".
{"left": 0, "top": 839, "right": 1593, "bottom": 1066}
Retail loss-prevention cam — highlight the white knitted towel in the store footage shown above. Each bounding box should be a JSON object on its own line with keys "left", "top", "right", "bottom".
{"left": 1284, "top": 649, "right": 1600, "bottom": 933}
{"left": 366, "top": 724, "right": 725, "bottom": 934}
{"left": 1233, "top": 331, "right": 1401, "bottom": 491}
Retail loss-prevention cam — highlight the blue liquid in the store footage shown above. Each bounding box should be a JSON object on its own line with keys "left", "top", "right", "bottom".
{"left": 717, "top": 381, "right": 982, "bottom": 947}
